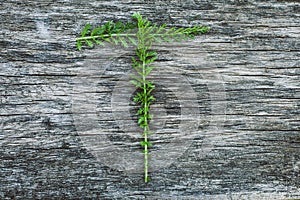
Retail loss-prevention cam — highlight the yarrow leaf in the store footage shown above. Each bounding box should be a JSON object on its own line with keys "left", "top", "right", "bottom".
{"left": 76, "top": 12, "right": 209, "bottom": 183}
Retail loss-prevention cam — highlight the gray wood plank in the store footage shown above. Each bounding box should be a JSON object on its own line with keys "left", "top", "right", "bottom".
{"left": 0, "top": 0, "right": 299, "bottom": 199}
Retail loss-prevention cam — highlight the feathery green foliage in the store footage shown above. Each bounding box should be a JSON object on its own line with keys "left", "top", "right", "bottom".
{"left": 76, "top": 12, "right": 209, "bottom": 183}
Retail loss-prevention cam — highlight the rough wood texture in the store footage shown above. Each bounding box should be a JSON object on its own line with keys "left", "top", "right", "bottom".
{"left": 1, "top": 0, "right": 300, "bottom": 199}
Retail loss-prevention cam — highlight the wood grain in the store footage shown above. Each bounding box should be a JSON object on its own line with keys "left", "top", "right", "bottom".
{"left": 0, "top": 0, "right": 299, "bottom": 199}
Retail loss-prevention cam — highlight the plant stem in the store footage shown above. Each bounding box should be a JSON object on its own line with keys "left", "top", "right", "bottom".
{"left": 76, "top": 28, "right": 209, "bottom": 42}
{"left": 142, "top": 50, "right": 149, "bottom": 183}
{"left": 75, "top": 33, "right": 137, "bottom": 41}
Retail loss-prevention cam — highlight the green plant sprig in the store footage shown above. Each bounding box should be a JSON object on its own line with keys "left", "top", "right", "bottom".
{"left": 76, "top": 12, "right": 209, "bottom": 183}
{"left": 76, "top": 13, "right": 209, "bottom": 50}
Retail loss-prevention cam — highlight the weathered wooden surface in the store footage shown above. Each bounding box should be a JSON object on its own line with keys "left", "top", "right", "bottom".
{"left": 1, "top": 0, "right": 300, "bottom": 199}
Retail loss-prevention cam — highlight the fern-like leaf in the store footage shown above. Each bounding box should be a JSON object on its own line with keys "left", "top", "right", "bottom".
{"left": 81, "top": 24, "right": 91, "bottom": 37}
